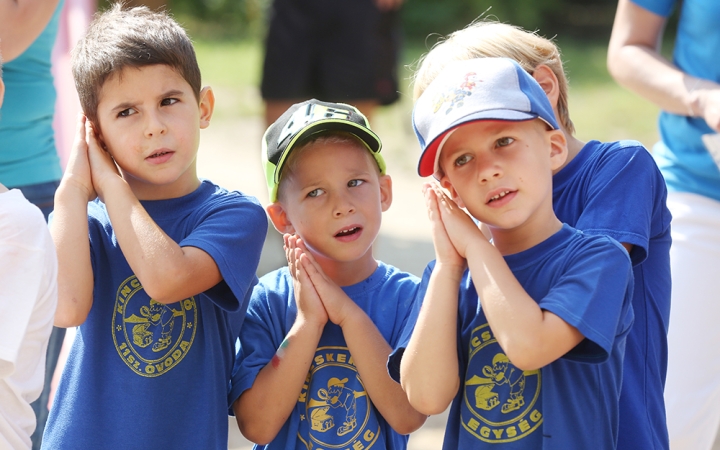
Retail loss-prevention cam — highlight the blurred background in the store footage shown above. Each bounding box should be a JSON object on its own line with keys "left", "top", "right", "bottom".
{"left": 77, "top": 0, "right": 673, "bottom": 448}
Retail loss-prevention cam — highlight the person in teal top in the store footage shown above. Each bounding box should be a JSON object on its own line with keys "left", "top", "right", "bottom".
{"left": 0, "top": 1, "right": 65, "bottom": 448}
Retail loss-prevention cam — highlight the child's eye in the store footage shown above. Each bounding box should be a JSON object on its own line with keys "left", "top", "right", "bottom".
{"left": 496, "top": 137, "right": 515, "bottom": 147}
{"left": 161, "top": 98, "right": 178, "bottom": 106}
{"left": 454, "top": 154, "right": 472, "bottom": 167}
{"left": 348, "top": 179, "right": 364, "bottom": 187}
{"left": 307, "top": 188, "right": 325, "bottom": 198}
{"left": 118, "top": 108, "right": 136, "bottom": 118}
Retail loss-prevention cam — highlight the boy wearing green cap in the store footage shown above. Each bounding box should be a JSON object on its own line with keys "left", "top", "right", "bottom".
{"left": 230, "top": 99, "right": 426, "bottom": 449}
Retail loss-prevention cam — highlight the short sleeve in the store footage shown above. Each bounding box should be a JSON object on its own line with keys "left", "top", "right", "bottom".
{"left": 229, "top": 281, "right": 288, "bottom": 406}
{"left": 631, "top": 0, "right": 677, "bottom": 17}
{"left": 181, "top": 197, "right": 268, "bottom": 312}
{"left": 540, "top": 237, "right": 634, "bottom": 362}
{"left": 387, "top": 264, "right": 432, "bottom": 383}
{"left": 572, "top": 143, "right": 668, "bottom": 266}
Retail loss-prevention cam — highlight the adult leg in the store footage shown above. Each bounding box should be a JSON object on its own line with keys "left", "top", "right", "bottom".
{"left": 665, "top": 192, "right": 720, "bottom": 450}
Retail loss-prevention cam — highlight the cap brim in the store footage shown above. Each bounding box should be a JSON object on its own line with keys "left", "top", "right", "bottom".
{"left": 274, "top": 120, "right": 382, "bottom": 184}
{"left": 417, "top": 110, "right": 540, "bottom": 177}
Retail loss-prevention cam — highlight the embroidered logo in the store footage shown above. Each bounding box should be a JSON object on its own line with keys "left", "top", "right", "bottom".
{"left": 433, "top": 71, "right": 480, "bottom": 114}
{"left": 462, "top": 324, "right": 542, "bottom": 443}
{"left": 297, "top": 346, "right": 380, "bottom": 449}
{"left": 112, "top": 275, "right": 197, "bottom": 377}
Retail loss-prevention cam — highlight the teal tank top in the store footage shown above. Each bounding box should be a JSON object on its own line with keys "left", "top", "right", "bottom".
{"left": 0, "top": 0, "right": 63, "bottom": 187}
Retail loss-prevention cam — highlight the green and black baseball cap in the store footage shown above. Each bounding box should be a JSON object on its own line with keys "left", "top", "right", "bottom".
{"left": 262, "top": 99, "right": 386, "bottom": 202}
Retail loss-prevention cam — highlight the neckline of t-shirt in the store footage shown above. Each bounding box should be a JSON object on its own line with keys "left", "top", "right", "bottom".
{"left": 341, "top": 261, "right": 389, "bottom": 297}
{"left": 552, "top": 140, "right": 601, "bottom": 189}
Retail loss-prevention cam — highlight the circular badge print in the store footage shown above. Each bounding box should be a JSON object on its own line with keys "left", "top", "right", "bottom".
{"left": 298, "top": 346, "right": 381, "bottom": 449}
{"left": 462, "top": 324, "right": 542, "bottom": 443}
{"left": 112, "top": 275, "right": 197, "bottom": 377}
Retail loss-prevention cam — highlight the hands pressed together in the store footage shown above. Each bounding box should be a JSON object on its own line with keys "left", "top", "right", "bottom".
{"left": 422, "top": 181, "right": 486, "bottom": 271}
{"left": 284, "top": 234, "right": 359, "bottom": 329}
{"left": 62, "top": 114, "right": 123, "bottom": 203}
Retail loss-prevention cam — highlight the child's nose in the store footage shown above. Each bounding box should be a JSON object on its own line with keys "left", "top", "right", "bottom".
{"left": 333, "top": 194, "right": 356, "bottom": 217}
{"left": 478, "top": 161, "right": 502, "bottom": 183}
{"left": 144, "top": 111, "right": 167, "bottom": 137}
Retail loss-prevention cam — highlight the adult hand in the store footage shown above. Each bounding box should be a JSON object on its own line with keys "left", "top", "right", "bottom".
{"left": 374, "top": 0, "right": 403, "bottom": 11}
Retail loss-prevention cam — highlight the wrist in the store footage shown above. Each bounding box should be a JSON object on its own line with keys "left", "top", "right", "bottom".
{"left": 433, "top": 261, "right": 466, "bottom": 283}
{"left": 293, "top": 313, "right": 326, "bottom": 336}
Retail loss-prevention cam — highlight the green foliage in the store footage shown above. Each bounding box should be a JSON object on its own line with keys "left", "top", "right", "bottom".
{"left": 401, "top": 0, "right": 619, "bottom": 42}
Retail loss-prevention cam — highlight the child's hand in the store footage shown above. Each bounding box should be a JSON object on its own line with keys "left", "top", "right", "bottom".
{"left": 298, "top": 248, "right": 358, "bottom": 328}
{"left": 423, "top": 182, "right": 466, "bottom": 270}
{"left": 85, "top": 120, "right": 122, "bottom": 203}
{"left": 285, "top": 234, "right": 328, "bottom": 328}
{"left": 62, "top": 115, "right": 96, "bottom": 202}
{"left": 425, "top": 182, "right": 487, "bottom": 259}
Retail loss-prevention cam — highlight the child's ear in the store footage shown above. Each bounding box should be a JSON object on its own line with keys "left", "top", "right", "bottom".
{"left": 266, "top": 203, "right": 295, "bottom": 234}
{"left": 548, "top": 129, "right": 569, "bottom": 171}
{"left": 378, "top": 174, "right": 393, "bottom": 212}
{"left": 532, "top": 65, "right": 560, "bottom": 110}
{"left": 198, "top": 86, "right": 215, "bottom": 129}
{"left": 439, "top": 176, "right": 466, "bottom": 209}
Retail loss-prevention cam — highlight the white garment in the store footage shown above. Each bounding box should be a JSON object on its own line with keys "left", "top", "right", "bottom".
{"left": 0, "top": 189, "right": 57, "bottom": 450}
{"left": 664, "top": 191, "right": 720, "bottom": 450}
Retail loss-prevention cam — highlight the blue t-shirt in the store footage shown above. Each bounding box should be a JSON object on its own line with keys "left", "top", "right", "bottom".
{"left": 42, "top": 180, "right": 267, "bottom": 450}
{"left": 0, "top": 1, "right": 63, "bottom": 188}
{"left": 389, "top": 225, "right": 634, "bottom": 449}
{"left": 552, "top": 140, "right": 672, "bottom": 449}
{"left": 231, "top": 262, "right": 419, "bottom": 450}
{"left": 632, "top": 0, "right": 720, "bottom": 202}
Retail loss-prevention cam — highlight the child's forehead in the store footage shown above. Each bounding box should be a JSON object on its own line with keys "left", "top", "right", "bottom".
{"left": 98, "top": 64, "right": 188, "bottom": 99}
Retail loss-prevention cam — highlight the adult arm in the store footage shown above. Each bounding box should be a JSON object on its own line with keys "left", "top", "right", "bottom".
{"left": 607, "top": 0, "right": 720, "bottom": 131}
{"left": 0, "top": 0, "right": 61, "bottom": 61}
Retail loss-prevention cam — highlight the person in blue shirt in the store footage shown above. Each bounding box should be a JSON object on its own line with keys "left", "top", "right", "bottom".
{"left": 390, "top": 57, "right": 634, "bottom": 449}
{"left": 409, "top": 21, "right": 672, "bottom": 450}
{"left": 230, "top": 99, "right": 426, "bottom": 449}
{"left": 41, "top": 5, "right": 267, "bottom": 449}
{"left": 608, "top": 1, "right": 720, "bottom": 448}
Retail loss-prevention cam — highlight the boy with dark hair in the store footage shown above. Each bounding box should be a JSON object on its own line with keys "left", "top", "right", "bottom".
{"left": 411, "top": 21, "right": 672, "bottom": 449}
{"left": 230, "top": 99, "right": 426, "bottom": 449}
{"left": 42, "top": 4, "right": 267, "bottom": 448}
{"left": 391, "top": 57, "right": 634, "bottom": 449}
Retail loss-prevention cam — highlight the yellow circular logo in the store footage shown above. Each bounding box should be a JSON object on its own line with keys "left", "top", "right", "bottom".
{"left": 112, "top": 275, "right": 197, "bottom": 377}
{"left": 462, "top": 324, "right": 542, "bottom": 443}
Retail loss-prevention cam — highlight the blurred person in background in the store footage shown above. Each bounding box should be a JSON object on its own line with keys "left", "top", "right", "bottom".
{"left": 0, "top": 1, "right": 65, "bottom": 448}
{"left": 260, "top": 0, "right": 403, "bottom": 126}
{"left": 609, "top": 1, "right": 720, "bottom": 449}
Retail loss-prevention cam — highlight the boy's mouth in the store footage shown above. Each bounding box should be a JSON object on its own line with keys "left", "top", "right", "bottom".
{"left": 487, "top": 190, "right": 514, "bottom": 204}
{"left": 335, "top": 226, "right": 361, "bottom": 237}
{"left": 148, "top": 150, "right": 172, "bottom": 159}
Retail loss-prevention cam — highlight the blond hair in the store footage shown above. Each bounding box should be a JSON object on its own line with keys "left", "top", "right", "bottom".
{"left": 413, "top": 21, "right": 574, "bottom": 135}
